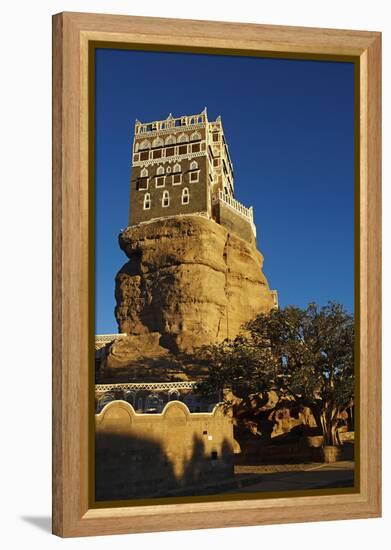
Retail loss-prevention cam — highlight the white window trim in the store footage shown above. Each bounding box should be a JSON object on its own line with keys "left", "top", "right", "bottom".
{"left": 177, "top": 144, "right": 188, "bottom": 154}
{"left": 143, "top": 193, "right": 151, "bottom": 210}
{"left": 162, "top": 190, "right": 170, "bottom": 208}
{"left": 172, "top": 173, "right": 182, "bottom": 186}
{"left": 165, "top": 135, "right": 176, "bottom": 145}
{"left": 139, "top": 150, "right": 151, "bottom": 160}
{"left": 156, "top": 166, "right": 164, "bottom": 176}
{"left": 182, "top": 188, "right": 190, "bottom": 205}
{"left": 155, "top": 175, "right": 166, "bottom": 188}
{"left": 153, "top": 138, "right": 164, "bottom": 148}
{"left": 190, "top": 160, "right": 198, "bottom": 170}
{"left": 137, "top": 177, "right": 149, "bottom": 191}
{"left": 178, "top": 133, "right": 189, "bottom": 143}
{"left": 191, "top": 143, "right": 201, "bottom": 152}
{"left": 189, "top": 171, "right": 200, "bottom": 183}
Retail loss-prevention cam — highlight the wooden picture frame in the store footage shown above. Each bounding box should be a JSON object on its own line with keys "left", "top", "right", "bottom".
{"left": 52, "top": 11, "right": 381, "bottom": 537}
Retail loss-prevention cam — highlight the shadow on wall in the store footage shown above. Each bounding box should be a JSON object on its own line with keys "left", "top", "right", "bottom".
{"left": 95, "top": 431, "right": 177, "bottom": 501}
{"left": 95, "top": 400, "right": 235, "bottom": 501}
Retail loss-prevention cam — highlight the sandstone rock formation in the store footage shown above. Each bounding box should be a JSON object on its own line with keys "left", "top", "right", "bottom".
{"left": 102, "top": 332, "right": 211, "bottom": 381}
{"left": 114, "top": 215, "right": 276, "bottom": 354}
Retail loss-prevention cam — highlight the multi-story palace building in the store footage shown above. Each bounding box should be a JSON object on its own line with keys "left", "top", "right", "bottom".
{"left": 95, "top": 109, "right": 277, "bottom": 414}
{"left": 129, "top": 108, "right": 257, "bottom": 245}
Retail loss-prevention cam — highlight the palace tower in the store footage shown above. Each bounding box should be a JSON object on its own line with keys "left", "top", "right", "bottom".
{"left": 129, "top": 108, "right": 257, "bottom": 246}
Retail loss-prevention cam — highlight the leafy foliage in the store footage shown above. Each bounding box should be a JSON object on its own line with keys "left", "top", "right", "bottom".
{"left": 197, "top": 302, "right": 355, "bottom": 445}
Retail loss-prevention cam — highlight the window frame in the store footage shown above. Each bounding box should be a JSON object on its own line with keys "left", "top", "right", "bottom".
{"left": 162, "top": 190, "right": 170, "bottom": 208}
{"left": 181, "top": 187, "right": 190, "bottom": 205}
{"left": 143, "top": 192, "right": 151, "bottom": 210}
{"left": 189, "top": 171, "right": 199, "bottom": 183}
{"left": 155, "top": 175, "right": 166, "bottom": 188}
{"left": 172, "top": 173, "right": 182, "bottom": 186}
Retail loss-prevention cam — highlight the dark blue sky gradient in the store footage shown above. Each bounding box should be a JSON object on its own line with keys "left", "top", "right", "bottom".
{"left": 95, "top": 48, "right": 354, "bottom": 334}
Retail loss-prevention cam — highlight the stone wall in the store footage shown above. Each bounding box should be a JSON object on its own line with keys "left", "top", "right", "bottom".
{"left": 130, "top": 155, "right": 209, "bottom": 226}
{"left": 214, "top": 201, "right": 256, "bottom": 246}
{"left": 95, "top": 400, "right": 234, "bottom": 501}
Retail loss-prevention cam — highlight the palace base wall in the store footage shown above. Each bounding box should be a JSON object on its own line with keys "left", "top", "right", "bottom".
{"left": 95, "top": 400, "right": 235, "bottom": 501}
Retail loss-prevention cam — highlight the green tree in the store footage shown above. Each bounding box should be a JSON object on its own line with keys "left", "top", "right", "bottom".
{"left": 198, "top": 302, "right": 355, "bottom": 446}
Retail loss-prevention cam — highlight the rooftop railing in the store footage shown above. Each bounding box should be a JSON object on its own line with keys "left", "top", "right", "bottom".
{"left": 214, "top": 190, "right": 256, "bottom": 237}
{"left": 135, "top": 112, "right": 207, "bottom": 134}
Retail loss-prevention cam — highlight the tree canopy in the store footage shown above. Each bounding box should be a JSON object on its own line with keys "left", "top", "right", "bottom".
{"left": 197, "top": 302, "right": 355, "bottom": 446}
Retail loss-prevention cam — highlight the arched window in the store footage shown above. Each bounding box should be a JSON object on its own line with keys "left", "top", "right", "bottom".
{"left": 162, "top": 190, "right": 170, "bottom": 208}
{"left": 141, "top": 167, "right": 148, "bottom": 177}
{"left": 172, "top": 169, "right": 182, "bottom": 186}
{"left": 153, "top": 137, "right": 163, "bottom": 148}
{"left": 165, "top": 135, "right": 176, "bottom": 145}
{"left": 134, "top": 142, "right": 140, "bottom": 152}
{"left": 124, "top": 391, "right": 135, "bottom": 406}
{"left": 178, "top": 133, "right": 189, "bottom": 143}
{"left": 140, "top": 140, "right": 151, "bottom": 150}
{"left": 168, "top": 389, "right": 180, "bottom": 401}
{"left": 182, "top": 187, "right": 190, "bottom": 205}
{"left": 143, "top": 193, "right": 151, "bottom": 210}
{"left": 189, "top": 161, "right": 199, "bottom": 182}
{"left": 190, "top": 131, "right": 201, "bottom": 141}
{"left": 155, "top": 171, "right": 165, "bottom": 188}
{"left": 145, "top": 394, "right": 163, "bottom": 413}
{"left": 173, "top": 163, "right": 181, "bottom": 173}
{"left": 156, "top": 166, "right": 164, "bottom": 175}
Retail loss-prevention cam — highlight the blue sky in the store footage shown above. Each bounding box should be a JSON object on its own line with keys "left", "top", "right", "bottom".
{"left": 95, "top": 48, "right": 355, "bottom": 334}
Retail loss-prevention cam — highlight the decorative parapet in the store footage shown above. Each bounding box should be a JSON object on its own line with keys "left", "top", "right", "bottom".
{"left": 95, "top": 381, "right": 198, "bottom": 393}
{"left": 95, "top": 333, "right": 126, "bottom": 351}
{"left": 135, "top": 108, "right": 208, "bottom": 136}
{"left": 95, "top": 381, "right": 221, "bottom": 415}
{"left": 213, "top": 190, "right": 257, "bottom": 237}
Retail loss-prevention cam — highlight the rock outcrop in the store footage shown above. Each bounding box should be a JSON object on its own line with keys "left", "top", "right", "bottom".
{"left": 101, "top": 332, "right": 210, "bottom": 381}
{"left": 114, "top": 215, "right": 276, "bottom": 354}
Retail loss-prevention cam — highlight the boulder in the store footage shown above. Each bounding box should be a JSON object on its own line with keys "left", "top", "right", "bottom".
{"left": 115, "top": 215, "right": 275, "bottom": 354}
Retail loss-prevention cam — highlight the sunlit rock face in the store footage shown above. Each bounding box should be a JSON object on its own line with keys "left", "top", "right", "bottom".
{"left": 114, "top": 215, "right": 276, "bottom": 354}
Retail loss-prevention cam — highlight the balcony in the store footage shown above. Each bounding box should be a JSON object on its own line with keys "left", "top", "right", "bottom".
{"left": 213, "top": 190, "right": 256, "bottom": 237}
